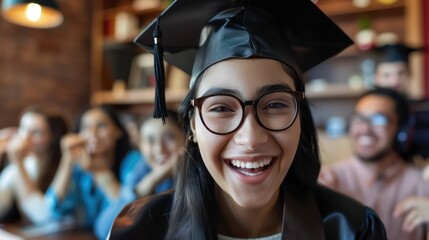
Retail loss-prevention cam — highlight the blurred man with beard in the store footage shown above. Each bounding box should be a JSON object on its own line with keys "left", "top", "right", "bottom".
{"left": 319, "top": 87, "right": 429, "bottom": 240}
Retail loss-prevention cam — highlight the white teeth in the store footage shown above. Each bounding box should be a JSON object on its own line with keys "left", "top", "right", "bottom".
{"left": 240, "top": 170, "right": 264, "bottom": 176}
{"left": 245, "top": 162, "right": 253, "bottom": 168}
{"left": 357, "top": 136, "right": 375, "bottom": 146}
{"left": 231, "top": 158, "right": 272, "bottom": 169}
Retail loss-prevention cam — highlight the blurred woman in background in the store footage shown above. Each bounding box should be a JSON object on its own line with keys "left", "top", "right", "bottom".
{"left": 0, "top": 105, "right": 68, "bottom": 224}
{"left": 46, "top": 105, "right": 140, "bottom": 235}
{"left": 95, "top": 110, "right": 183, "bottom": 239}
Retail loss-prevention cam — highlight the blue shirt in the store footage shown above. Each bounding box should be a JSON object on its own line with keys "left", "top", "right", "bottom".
{"left": 94, "top": 156, "right": 173, "bottom": 239}
{"left": 45, "top": 150, "right": 141, "bottom": 235}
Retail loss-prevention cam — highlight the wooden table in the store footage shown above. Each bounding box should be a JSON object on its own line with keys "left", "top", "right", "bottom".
{"left": 0, "top": 224, "right": 97, "bottom": 240}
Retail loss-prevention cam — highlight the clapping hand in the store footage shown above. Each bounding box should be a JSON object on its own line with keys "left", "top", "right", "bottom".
{"left": 61, "top": 134, "right": 91, "bottom": 170}
{"left": 394, "top": 196, "right": 429, "bottom": 232}
{"left": 0, "top": 127, "right": 17, "bottom": 156}
{"left": 7, "top": 132, "right": 31, "bottom": 166}
{"left": 135, "top": 151, "right": 182, "bottom": 197}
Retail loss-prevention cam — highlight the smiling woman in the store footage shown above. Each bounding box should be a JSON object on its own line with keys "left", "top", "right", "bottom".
{"left": 45, "top": 105, "right": 141, "bottom": 237}
{"left": 190, "top": 59, "right": 302, "bottom": 211}
{"left": 0, "top": 105, "right": 68, "bottom": 225}
{"left": 108, "top": 0, "right": 387, "bottom": 239}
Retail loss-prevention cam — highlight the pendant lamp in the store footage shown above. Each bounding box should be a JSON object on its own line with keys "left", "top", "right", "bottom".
{"left": 1, "top": 0, "right": 63, "bottom": 29}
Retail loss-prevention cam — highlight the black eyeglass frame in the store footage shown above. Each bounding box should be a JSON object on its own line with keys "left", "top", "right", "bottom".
{"left": 191, "top": 90, "right": 305, "bottom": 135}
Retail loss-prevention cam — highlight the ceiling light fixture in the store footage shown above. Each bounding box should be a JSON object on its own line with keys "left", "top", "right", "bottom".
{"left": 1, "top": 0, "right": 63, "bottom": 29}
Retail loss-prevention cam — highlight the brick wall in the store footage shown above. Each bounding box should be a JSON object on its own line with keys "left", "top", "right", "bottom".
{"left": 0, "top": 1, "right": 92, "bottom": 128}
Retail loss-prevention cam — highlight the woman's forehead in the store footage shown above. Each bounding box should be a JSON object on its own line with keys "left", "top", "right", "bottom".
{"left": 141, "top": 119, "right": 178, "bottom": 135}
{"left": 20, "top": 112, "right": 47, "bottom": 127}
{"left": 84, "top": 108, "right": 108, "bottom": 120}
{"left": 81, "top": 108, "right": 115, "bottom": 127}
{"left": 196, "top": 58, "right": 296, "bottom": 96}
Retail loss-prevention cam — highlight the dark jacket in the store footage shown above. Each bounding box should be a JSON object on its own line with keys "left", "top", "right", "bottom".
{"left": 109, "top": 185, "right": 387, "bottom": 240}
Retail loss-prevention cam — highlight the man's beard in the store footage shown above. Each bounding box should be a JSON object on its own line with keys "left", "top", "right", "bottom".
{"left": 356, "top": 146, "right": 393, "bottom": 163}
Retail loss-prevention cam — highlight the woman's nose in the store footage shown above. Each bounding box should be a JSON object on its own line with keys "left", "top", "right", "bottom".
{"left": 85, "top": 126, "right": 98, "bottom": 136}
{"left": 18, "top": 128, "right": 31, "bottom": 138}
{"left": 233, "top": 110, "right": 269, "bottom": 150}
{"left": 153, "top": 139, "right": 167, "bottom": 154}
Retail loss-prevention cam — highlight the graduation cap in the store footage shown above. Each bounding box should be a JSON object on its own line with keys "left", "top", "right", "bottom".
{"left": 134, "top": 0, "right": 353, "bottom": 122}
{"left": 376, "top": 43, "right": 422, "bottom": 64}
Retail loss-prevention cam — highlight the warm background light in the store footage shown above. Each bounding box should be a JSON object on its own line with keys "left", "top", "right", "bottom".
{"left": 1, "top": 0, "right": 63, "bottom": 29}
{"left": 25, "top": 3, "right": 42, "bottom": 22}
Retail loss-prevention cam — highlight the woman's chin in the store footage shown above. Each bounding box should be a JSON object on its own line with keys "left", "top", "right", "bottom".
{"left": 228, "top": 190, "right": 277, "bottom": 209}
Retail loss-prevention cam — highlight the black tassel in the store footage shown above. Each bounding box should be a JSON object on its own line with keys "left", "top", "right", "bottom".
{"left": 152, "top": 16, "right": 168, "bottom": 124}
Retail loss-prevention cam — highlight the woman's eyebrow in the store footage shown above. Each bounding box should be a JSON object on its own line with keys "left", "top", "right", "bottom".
{"left": 258, "top": 84, "right": 293, "bottom": 94}
{"left": 201, "top": 88, "right": 239, "bottom": 97}
{"left": 200, "top": 84, "right": 293, "bottom": 98}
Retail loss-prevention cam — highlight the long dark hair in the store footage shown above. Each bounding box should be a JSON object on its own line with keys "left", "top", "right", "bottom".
{"left": 74, "top": 105, "right": 133, "bottom": 179}
{"left": 21, "top": 105, "right": 69, "bottom": 192}
{"left": 165, "top": 62, "right": 321, "bottom": 239}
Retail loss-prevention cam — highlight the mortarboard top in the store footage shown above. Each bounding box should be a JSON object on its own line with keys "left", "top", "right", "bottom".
{"left": 134, "top": 0, "right": 353, "bottom": 121}
{"left": 135, "top": 0, "right": 353, "bottom": 82}
{"left": 376, "top": 43, "right": 422, "bottom": 64}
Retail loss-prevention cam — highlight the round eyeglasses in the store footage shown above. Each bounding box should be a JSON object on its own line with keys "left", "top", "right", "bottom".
{"left": 191, "top": 90, "right": 305, "bottom": 135}
{"left": 350, "top": 113, "right": 390, "bottom": 128}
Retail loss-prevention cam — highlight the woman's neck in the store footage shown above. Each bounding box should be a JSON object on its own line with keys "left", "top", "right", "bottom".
{"left": 33, "top": 152, "right": 49, "bottom": 172}
{"left": 217, "top": 189, "right": 283, "bottom": 238}
{"left": 89, "top": 152, "right": 115, "bottom": 172}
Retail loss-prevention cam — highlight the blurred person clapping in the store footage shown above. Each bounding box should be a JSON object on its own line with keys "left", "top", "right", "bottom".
{"left": 134, "top": 114, "right": 183, "bottom": 197}
{"left": 0, "top": 127, "right": 17, "bottom": 171}
{"left": 0, "top": 105, "right": 68, "bottom": 224}
{"left": 95, "top": 110, "right": 183, "bottom": 239}
{"left": 47, "top": 105, "right": 140, "bottom": 235}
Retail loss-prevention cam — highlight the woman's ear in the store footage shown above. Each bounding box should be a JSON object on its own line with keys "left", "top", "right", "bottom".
{"left": 190, "top": 117, "right": 197, "bottom": 143}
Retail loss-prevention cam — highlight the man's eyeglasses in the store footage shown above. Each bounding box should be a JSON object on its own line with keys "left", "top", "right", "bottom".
{"left": 191, "top": 90, "right": 304, "bottom": 135}
{"left": 350, "top": 113, "right": 390, "bottom": 128}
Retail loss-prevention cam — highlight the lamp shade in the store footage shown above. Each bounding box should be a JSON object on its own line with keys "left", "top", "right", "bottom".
{"left": 2, "top": 0, "right": 63, "bottom": 28}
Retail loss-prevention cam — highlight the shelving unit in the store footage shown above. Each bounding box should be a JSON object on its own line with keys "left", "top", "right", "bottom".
{"left": 102, "top": 5, "right": 165, "bottom": 43}
{"left": 313, "top": 0, "right": 426, "bottom": 163}
{"left": 92, "top": 88, "right": 189, "bottom": 105}
{"left": 90, "top": 0, "right": 424, "bottom": 120}
{"left": 305, "top": 0, "right": 424, "bottom": 127}
{"left": 90, "top": 0, "right": 189, "bottom": 111}
{"left": 307, "top": 0, "right": 410, "bottom": 89}
{"left": 320, "top": 0, "right": 405, "bottom": 17}
{"left": 306, "top": 85, "right": 366, "bottom": 99}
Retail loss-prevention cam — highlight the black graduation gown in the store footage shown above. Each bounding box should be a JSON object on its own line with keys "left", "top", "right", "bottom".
{"left": 108, "top": 185, "right": 387, "bottom": 240}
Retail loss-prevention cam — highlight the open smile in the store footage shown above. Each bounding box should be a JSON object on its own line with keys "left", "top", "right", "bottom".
{"left": 228, "top": 157, "right": 276, "bottom": 177}
{"left": 356, "top": 135, "right": 376, "bottom": 146}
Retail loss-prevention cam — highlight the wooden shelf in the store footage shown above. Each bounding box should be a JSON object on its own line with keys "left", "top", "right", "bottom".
{"left": 335, "top": 45, "right": 368, "bottom": 58}
{"left": 306, "top": 85, "right": 366, "bottom": 99}
{"left": 92, "top": 86, "right": 363, "bottom": 104}
{"left": 103, "top": 5, "right": 165, "bottom": 20}
{"left": 91, "top": 88, "right": 188, "bottom": 105}
{"left": 91, "top": 0, "right": 424, "bottom": 113}
{"left": 103, "top": 37, "right": 135, "bottom": 45}
{"left": 317, "top": 0, "right": 405, "bottom": 17}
